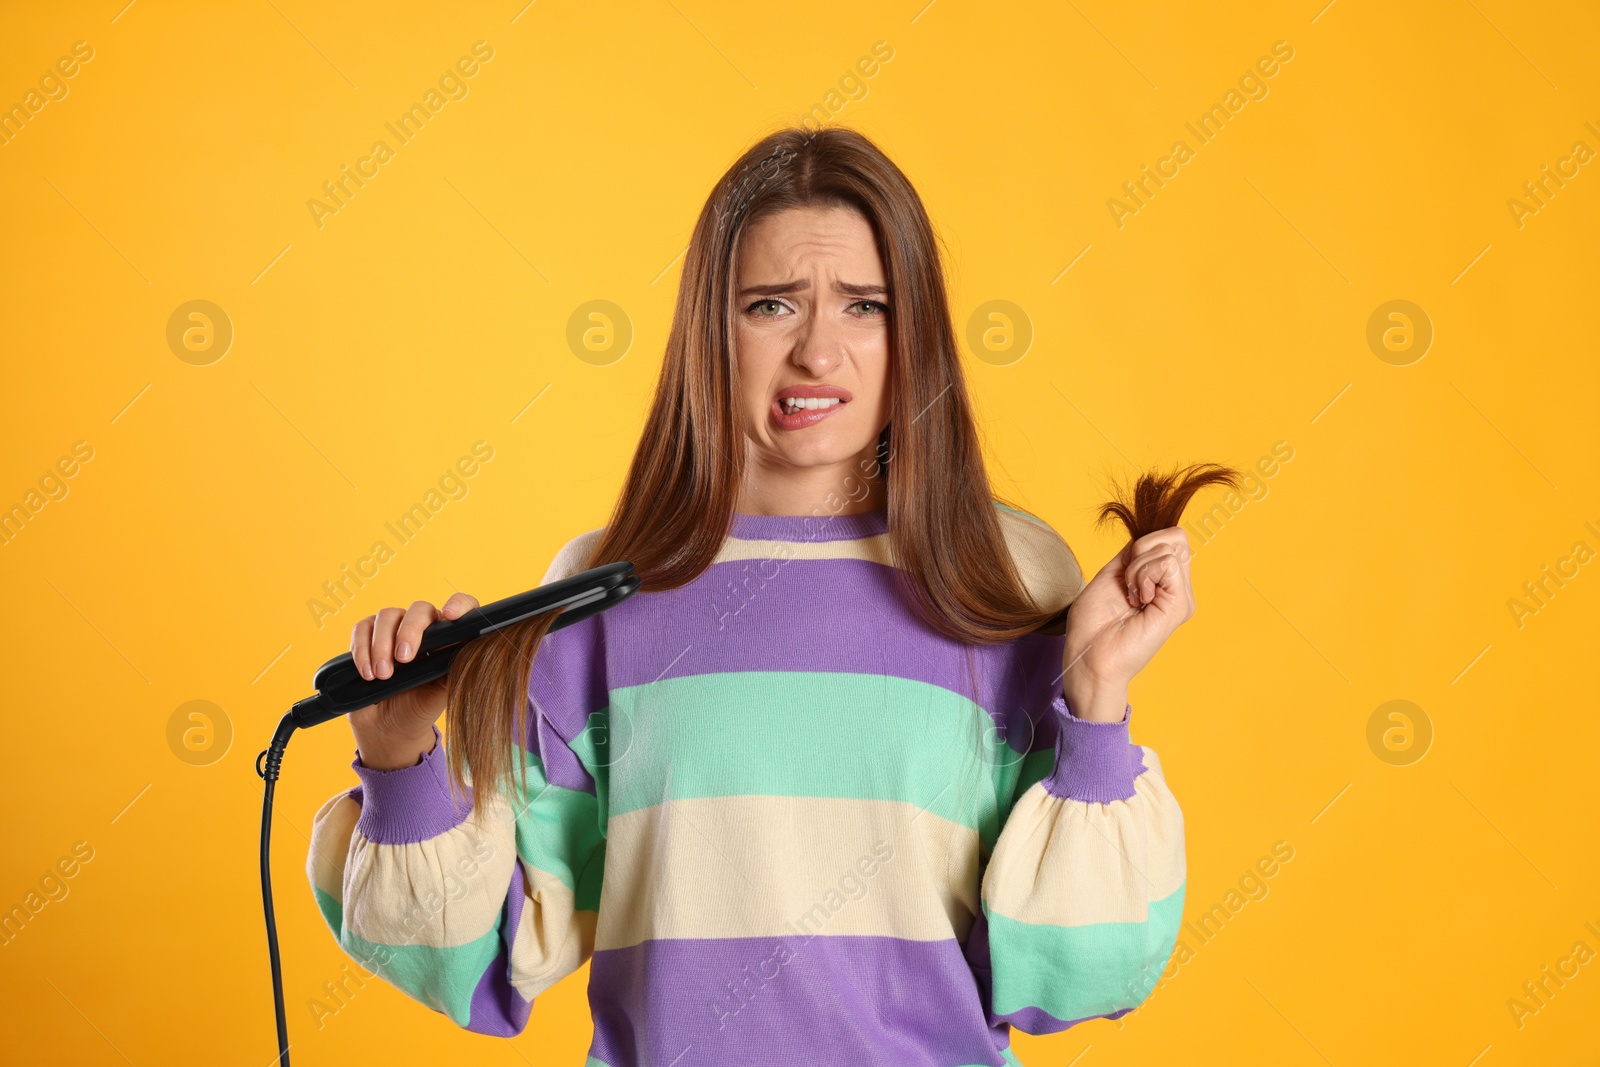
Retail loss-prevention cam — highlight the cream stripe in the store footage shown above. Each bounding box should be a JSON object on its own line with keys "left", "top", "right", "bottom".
{"left": 596, "top": 794, "right": 980, "bottom": 951}
{"left": 995, "top": 506, "right": 1084, "bottom": 614}
{"left": 982, "top": 746, "right": 1185, "bottom": 926}
{"left": 547, "top": 524, "right": 895, "bottom": 575}
{"left": 343, "top": 796, "right": 519, "bottom": 949}
{"left": 307, "top": 791, "right": 361, "bottom": 902}
{"left": 541, "top": 526, "right": 605, "bottom": 584}
{"left": 713, "top": 531, "right": 895, "bottom": 566}
{"left": 551, "top": 510, "right": 1080, "bottom": 609}
{"left": 508, "top": 868, "right": 596, "bottom": 1000}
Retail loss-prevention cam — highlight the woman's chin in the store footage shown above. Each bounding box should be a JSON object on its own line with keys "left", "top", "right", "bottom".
{"left": 767, "top": 436, "right": 873, "bottom": 471}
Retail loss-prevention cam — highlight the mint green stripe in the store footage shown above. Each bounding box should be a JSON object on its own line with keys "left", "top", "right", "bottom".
{"left": 511, "top": 748, "right": 606, "bottom": 910}
{"left": 985, "top": 883, "right": 1185, "bottom": 1021}
{"left": 993, "top": 500, "right": 1044, "bottom": 524}
{"left": 607, "top": 672, "right": 1021, "bottom": 837}
{"left": 338, "top": 925, "right": 501, "bottom": 1027}
{"left": 312, "top": 885, "right": 342, "bottom": 938}
{"left": 1013, "top": 747, "right": 1054, "bottom": 803}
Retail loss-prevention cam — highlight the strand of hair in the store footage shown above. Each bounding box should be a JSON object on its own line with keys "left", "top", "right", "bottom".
{"left": 1097, "top": 462, "right": 1243, "bottom": 542}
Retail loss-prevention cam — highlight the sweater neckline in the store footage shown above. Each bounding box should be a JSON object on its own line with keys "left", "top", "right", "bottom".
{"left": 729, "top": 505, "right": 888, "bottom": 543}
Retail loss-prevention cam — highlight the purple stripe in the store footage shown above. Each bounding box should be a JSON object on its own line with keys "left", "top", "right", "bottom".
{"left": 728, "top": 506, "right": 888, "bottom": 543}
{"left": 351, "top": 726, "right": 474, "bottom": 845}
{"left": 465, "top": 861, "right": 533, "bottom": 1036}
{"left": 962, "top": 908, "right": 996, "bottom": 1026}
{"left": 535, "top": 556, "right": 1066, "bottom": 754}
{"left": 533, "top": 705, "right": 595, "bottom": 794}
{"left": 529, "top": 614, "right": 610, "bottom": 748}
{"left": 1039, "top": 697, "right": 1147, "bottom": 803}
{"left": 992, "top": 1003, "right": 1131, "bottom": 1033}
{"left": 504, "top": 859, "right": 527, "bottom": 963}
{"left": 588, "top": 934, "right": 1013, "bottom": 1067}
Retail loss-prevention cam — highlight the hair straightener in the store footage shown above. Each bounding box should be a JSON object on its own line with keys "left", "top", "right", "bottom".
{"left": 255, "top": 561, "right": 640, "bottom": 1066}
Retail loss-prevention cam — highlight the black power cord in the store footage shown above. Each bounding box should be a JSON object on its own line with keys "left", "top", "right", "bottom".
{"left": 253, "top": 565, "right": 639, "bottom": 1065}
{"left": 256, "top": 698, "right": 326, "bottom": 1067}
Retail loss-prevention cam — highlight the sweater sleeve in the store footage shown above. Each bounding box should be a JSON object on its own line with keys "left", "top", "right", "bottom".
{"left": 970, "top": 693, "right": 1186, "bottom": 1033}
{"left": 304, "top": 605, "right": 609, "bottom": 1036}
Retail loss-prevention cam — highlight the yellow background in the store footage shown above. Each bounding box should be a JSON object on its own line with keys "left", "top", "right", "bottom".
{"left": 2, "top": 1, "right": 1597, "bottom": 1063}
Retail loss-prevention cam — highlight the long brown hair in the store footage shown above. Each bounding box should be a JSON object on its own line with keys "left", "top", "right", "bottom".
{"left": 446, "top": 126, "right": 1239, "bottom": 807}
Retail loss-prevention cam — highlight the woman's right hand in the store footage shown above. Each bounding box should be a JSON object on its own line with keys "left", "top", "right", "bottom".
{"left": 347, "top": 591, "right": 480, "bottom": 771}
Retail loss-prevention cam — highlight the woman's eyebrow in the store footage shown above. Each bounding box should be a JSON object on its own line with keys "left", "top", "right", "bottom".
{"left": 737, "top": 279, "right": 889, "bottom": 298}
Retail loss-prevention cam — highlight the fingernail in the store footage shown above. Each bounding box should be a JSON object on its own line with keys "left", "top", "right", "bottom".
{"left": 378, "top": 659, "right": 391, "bottom": 678}
{"left": 397, "top": 641, "right": 412, "bottom": 660}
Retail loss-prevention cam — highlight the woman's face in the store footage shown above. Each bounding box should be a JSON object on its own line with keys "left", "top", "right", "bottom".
{"left": 732, "top": 204, "right": 892, "bottom": 506}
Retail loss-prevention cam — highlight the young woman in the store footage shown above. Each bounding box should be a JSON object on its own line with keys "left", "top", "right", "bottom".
{"left": 307, "top": 126, "right": 1218, "bottom": 1067}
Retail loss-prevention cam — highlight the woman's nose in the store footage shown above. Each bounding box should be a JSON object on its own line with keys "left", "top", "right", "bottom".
{"left": 790, "top": 317, "right": 846, "bottom": 375}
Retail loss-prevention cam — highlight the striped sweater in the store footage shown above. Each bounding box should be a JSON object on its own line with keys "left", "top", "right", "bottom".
{"left": 306, "top": 503, "right": 1186, "bottom": 1066}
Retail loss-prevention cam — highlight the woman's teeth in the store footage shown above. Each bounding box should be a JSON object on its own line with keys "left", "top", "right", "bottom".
{"left": 780, "top": 397, "right": 843, "bottom": 413}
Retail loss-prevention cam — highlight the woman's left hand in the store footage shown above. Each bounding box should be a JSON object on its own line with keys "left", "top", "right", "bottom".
{"left": 1059, "top": 527, "right": 1195, "bottom": 721}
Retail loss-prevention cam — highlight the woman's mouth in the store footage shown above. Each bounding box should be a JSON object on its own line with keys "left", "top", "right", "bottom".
{"left": 771, "top": 389, "right": 851, "bottom": 430}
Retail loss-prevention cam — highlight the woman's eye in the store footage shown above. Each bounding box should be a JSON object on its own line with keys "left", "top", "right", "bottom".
{"left": 748, "top": 299, "right": 786, "bottom": 317}
{"left": 852, "top": 300, "right": 888, "bottom": 317}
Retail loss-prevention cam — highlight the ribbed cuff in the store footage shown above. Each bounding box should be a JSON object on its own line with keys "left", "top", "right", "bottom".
{"left": 352, "top": 725, "right": 474, "bottom": 845}
{"left": 1039, "top": 693, "right": 1147, "bottom": 803}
